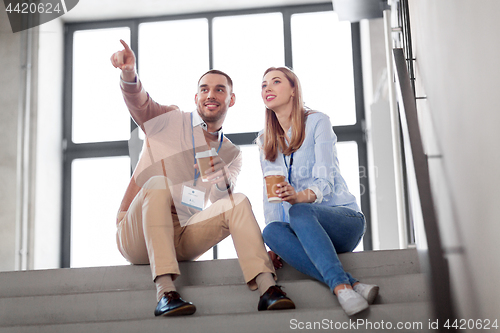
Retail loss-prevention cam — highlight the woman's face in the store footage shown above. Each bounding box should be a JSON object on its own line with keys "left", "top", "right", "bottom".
{"left": 261, "top": 70, "right": 295, "bottom": 113}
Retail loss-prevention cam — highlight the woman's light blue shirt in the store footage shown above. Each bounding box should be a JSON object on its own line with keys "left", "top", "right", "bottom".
{"left": 258, "top": 112, "right": 360, "bottom": 225}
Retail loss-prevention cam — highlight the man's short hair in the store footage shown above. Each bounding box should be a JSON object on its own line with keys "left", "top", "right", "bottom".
{"left": 198, "top": 69, "right": 233, "bottom": 92}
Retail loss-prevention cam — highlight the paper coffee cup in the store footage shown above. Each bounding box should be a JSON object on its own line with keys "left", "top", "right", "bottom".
{"left": 264, "top": 170, "right": 286, "bottom": 203}
{"left": 196, "top": 148, "right": 218, "bottom": 182}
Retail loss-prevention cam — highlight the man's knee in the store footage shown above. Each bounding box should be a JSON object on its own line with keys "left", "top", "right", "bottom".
{"left": 232, "top": 192, "right": 251, "bottom": 209}
{"left": 143, "top": 176, "right": 170, "bottom": 190}
{"left": 226, "top": 193, "right": 257, "bottom": 228}
{"left": 231, "top": 193, "right": 257, "bottom": 220}
{"left": 141, "top": 176, "right": 174, "bottom": 203}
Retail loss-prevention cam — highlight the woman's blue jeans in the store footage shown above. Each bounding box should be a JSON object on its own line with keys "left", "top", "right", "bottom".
{"left": 262, "top": 203, "right": 365, "bottom": 292}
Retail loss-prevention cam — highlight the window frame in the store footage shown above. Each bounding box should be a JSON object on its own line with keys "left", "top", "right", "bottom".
{"left": 62, "top": 2, "right": 371, "bottom": 267}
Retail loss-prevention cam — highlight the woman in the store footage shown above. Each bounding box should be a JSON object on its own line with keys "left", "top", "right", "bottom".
{"left": 257, "top": 67, "right": 379, "bottom": 316}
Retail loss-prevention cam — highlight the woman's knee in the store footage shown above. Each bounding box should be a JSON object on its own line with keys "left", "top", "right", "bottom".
{"left": 262, "top": 222, "right": 286, "bottom": 245}
{"left": 289, "top": 203, "right": 315, "bottom": 228}
{"left": 289, "top": 203, "right": 314, "bottom": 217}
{"left": 262, "top": 223, "right": 276, "bottom": 243}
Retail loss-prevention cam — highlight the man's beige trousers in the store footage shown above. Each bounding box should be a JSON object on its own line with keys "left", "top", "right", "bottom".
{"left": 116, "top": 176, "right": 275, "bottom": 290}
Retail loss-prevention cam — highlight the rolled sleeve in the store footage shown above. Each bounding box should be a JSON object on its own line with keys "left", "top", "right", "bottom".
{"left": 308, "top": 185, "right": 323, "bottom": 204}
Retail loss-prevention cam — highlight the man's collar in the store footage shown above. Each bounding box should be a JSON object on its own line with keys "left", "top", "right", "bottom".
{"left": 192, "top": 111, "right": 223, "bottom": 139}
{"left": 192, "top": 110, "right": 207, "bottom": 130}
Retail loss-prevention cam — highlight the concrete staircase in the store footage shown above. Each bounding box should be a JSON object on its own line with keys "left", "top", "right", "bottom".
{"left": 0, "top": 249, "right": 433, "bottom": 332}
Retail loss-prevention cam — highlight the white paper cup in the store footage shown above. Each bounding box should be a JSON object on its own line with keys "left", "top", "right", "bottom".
{"left": 196, "top": 148, "right": 218, "bottom": 182}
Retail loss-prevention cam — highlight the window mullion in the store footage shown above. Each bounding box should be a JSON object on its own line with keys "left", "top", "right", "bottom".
{"left": 283, "top": 10, "right": 293, "bottom": 68}
{"left": 208, "top": 16, "right": 214, "bottom": 70}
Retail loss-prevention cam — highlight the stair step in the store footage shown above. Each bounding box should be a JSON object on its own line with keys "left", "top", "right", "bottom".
{"left": 0, "top": 302, "right": 433, "bottom": 333}
{"left": 0, "top": 249, "right": 428, "bottom": 331}
{"left": 0, "top": 273, "right": 428, "bottom": 327}
{"left": 0, "top": 249, "right": 421, "bottom": 298}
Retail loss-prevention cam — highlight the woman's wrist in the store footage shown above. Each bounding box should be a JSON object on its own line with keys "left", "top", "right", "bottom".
{"left": 297, "top": 189, "right": 317, "bottom": 203}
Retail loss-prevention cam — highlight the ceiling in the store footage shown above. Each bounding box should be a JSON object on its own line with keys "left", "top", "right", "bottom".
{"left": 62, "top": 0, "right": 327, "bottom": 22}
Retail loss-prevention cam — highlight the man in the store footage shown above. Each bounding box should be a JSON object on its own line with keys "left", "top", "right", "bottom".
{"left": 110, "top": 40, "right": 295, "bottom": 317}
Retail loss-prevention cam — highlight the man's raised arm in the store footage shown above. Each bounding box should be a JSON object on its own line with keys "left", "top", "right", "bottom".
{"left": 110, "top": 39, "right": 137, "bottom": 83}
{"left": 110, "top": 40, "right": 175, "bottom": 129}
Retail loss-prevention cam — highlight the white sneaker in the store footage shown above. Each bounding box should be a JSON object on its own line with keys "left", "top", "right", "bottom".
{"left": 336, "top": 286, "right": 369, "bottom": 316}
{"left": 353, "top": 283, "right": 379, "bottom": 304}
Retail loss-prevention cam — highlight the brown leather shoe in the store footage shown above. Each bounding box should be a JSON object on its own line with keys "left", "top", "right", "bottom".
{"left": 154, "top": 291, "right": 196, "bottom": 317}
{"left": 258, "top": 285, "right": 296, "bottom": 311}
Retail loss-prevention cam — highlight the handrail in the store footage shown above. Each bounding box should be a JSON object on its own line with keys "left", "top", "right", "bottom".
{"left": 392, "top": 48, "right": 456, "bottom": 330}
{"left": 383, "top": 10, "right": 408, "bottom": 249}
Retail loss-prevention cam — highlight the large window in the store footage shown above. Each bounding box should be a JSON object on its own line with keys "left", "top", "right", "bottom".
{"left": 138, "top": 19, "right": 210, "bottom": 112}
{"left": 212, "top": 13, "right": 285, "bottom": 134}
{"left": 291, "top": 11, "right": 356, "bottom": 126}
{"left": 63, "top": 3, "right": 370, "bottom": 268}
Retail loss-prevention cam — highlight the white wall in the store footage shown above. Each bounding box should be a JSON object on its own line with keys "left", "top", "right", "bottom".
{"left": 361, "top": 18, "right": 402, "bottom": 250}
{"left": 34, "top": 18, "right": 64, "bottom": 269}
{"left": 408, "top": 0, "right": 500, "bottom": 320}
{"left": 0, "top": 1, "right": 22, "bottom": 271}
{"left": 0, "top": 2, "right": 63, "bottom": 271}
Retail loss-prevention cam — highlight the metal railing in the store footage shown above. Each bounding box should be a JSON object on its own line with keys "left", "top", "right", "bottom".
{"left": 392, "top": 47, "right": 456, "bottom": 331}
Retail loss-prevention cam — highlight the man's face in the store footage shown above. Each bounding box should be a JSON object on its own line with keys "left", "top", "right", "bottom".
{"left": 195, "top": 73, "right": 235, "bottom": 126}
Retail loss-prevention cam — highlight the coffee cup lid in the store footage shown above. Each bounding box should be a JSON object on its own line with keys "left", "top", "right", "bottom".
{"left": 263, "top": 169, "right": 286, "bottom": 178}
{"left": 196, "top": 148, "right": 218, "bottom": 158}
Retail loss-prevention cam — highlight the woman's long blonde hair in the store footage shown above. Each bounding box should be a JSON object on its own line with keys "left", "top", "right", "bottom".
{"left": 260, "top": 67, "right": 309, "bottom": 162}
